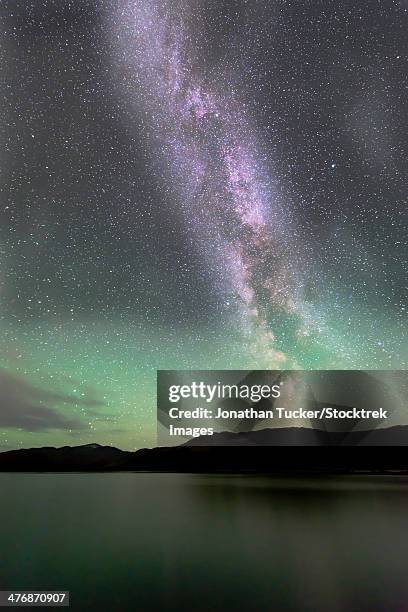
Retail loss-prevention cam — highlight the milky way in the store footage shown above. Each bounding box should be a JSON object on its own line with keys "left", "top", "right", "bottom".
{"left": 0, "top": 1, "right": 406, "bottom": 451}
{"left": 112, "top": 0, "right": 316, "bottom": 367}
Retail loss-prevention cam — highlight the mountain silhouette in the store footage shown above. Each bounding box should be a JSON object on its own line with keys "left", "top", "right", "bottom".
{"left": 1, "top": 425, "right": 408, "bottom": 473}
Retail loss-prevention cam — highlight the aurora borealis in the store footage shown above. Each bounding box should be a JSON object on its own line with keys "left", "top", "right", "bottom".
{"left": 0, "top": 1, "right": 406, "bottom": 450}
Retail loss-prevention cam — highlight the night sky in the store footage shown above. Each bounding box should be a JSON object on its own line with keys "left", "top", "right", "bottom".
{"left": 0, "top": 0, "right": 407, "bottom": 451}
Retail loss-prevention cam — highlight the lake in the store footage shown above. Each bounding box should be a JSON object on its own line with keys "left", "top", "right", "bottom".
{"left": 0, "top": 473, "right": 407, "bottom": 611}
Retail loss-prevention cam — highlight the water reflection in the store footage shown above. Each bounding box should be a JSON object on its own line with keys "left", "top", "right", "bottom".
{"left": 0, "top": 473, "right": 406, "bottom": 611}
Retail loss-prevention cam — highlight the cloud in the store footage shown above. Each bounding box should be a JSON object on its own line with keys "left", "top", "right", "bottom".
{"left": 0, "top": 369, "right": 104, "bottom": 432}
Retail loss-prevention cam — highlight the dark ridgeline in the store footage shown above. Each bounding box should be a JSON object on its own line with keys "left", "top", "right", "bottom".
{"left": 0, "top": 443, "right": 132, "bottom": 472}
{"left": 1, "top": 426, "right": 408, "bottom": 472}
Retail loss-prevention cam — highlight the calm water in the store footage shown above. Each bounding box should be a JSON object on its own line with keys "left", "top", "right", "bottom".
{"left": 1, "top": 473, "right": 407, "bottom": 611}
